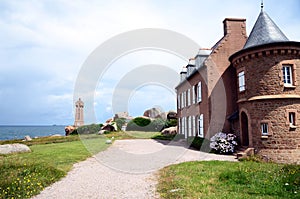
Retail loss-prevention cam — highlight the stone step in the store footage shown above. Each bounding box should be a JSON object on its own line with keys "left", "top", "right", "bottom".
{"left": 236, "top": 147, "right": 255, "bottom": 160}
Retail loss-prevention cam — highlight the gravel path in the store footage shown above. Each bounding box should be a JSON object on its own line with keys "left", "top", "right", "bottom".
{"left": 32, "top": 139, "right": 237, "bottom": 199}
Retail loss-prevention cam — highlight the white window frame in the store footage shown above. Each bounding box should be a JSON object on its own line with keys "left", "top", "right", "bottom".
{"left": 185, "top": 117, "right": 188, "bottom": 138}
{"left": 261, "top": 123, "right": 268, "bottom": 135}
{"left": 182, "top": 117, "right": 185, "bottom": 135}
{"left": 197, "top": 82, "right": 202, "bottom": 103}
{"left": 177, "top": 94, "right": 181, "bottom": 109}
{"left": 282, "top": 65, "right": 293, "bottom": 86}
{"left": 182, "top": 92, "right": 186, "bottom": 108}
{"left": 198, "top": 114, "right": 204, "bottom": 138}
{"left": 289, "top": 112, "right": 296, "bottom": 126}
{"left": 187, "top": 89, "right": 191, "bottom": 106}
{"left": 289, "top": 112, "right": 296, "bottom": 128}
{"left": 238, "top": 71, "right": 245, "bottom": 92}
{"left": 192, "top": 86, "right": 195, "bottom": 104}
{"left": 192, "top": 116, "right": 196, "bottom": 136}
{"left": 178, "top": 117, "right": 181, "bottom": 134}
{"left": 193, "top": 85, "right": 197, "bottom": 104}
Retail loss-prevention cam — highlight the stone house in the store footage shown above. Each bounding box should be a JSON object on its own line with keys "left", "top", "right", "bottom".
{"left": 176, "top": 7, "right": 300, "bottom": 164}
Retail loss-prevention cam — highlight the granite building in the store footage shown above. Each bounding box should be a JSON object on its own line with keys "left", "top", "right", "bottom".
{"left": 176, "top": 7, "right": 300, "bottom": 164}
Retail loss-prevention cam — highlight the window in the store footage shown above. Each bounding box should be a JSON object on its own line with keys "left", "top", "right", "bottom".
{"left": 238, "top": 71, "right": 245, "bottom": 92}
{"left": 289, "top": 112, "right": 296, "bottom": 128}
{"left": 177, "top": 94, "right": 181, "bottom": 109}
{"left": 192, "top": 85, "right": 195, "bottom": 104}
{"left": 289, "top": 112, "right": 295, "bottom": 125}
{"left": 182, "top": 92, "right": 186, "bottom": 108}
{"left": 261, "top": 123, "right": 268, "bottom": 135}
{"left": 198, "top": 114, "right": 204, "bottom": 138}
{"left": 185, "top": 117, "right": 188, "bottom": 138}
{"left": 197, "top": 82, "right": 202, "bottom": 102}
{"left": 188, "top": 116, "right": 192, "bottom": 137}
{"left": 192, "top": 116, "right": 196, "bottom": 136}
{"left": 193, "top": 85, "right": 197, "bottom": 104}
{"left": 286, "top": 109, "right": 297, "bottom": 129}
{"left": 182, "top": 117, "right": 186, "bottom": 135}
{"left": 187, "top": 89, "right": 191, "bottom": 106}
{"left": 178, "top": 118, "right": 181, "bottom": 134}
{"left": 282, "top": 65, "right": 293, "bottom": 86}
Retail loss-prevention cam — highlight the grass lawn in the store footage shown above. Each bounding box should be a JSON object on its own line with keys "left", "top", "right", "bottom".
{"left": 124, "top": 131, "right": 161, "bottom": 139}
{"left": 0, "top": 134, "right": 109, "bottom": 198}
{"left": 157, "top": 160, "right": 300, "bottom": 199}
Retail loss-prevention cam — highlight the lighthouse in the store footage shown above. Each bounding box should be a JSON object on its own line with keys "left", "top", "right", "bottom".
{"left": 74, "top": 98, "right": 84, "bottom": 127}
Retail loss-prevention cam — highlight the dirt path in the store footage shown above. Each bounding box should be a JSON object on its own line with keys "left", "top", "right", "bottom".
{"left": 32, "top": 139, "right": 237, "bottom": 199}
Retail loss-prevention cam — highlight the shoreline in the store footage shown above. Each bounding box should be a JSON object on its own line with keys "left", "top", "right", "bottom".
{"left": 0, "top": 125, "right": 66, "bottom": 141}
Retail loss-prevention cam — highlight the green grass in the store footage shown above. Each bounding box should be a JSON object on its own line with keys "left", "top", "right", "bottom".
{"left": 124, "top": 131, "right": 160, "bottom": 139}
{"left": 0, "top": 134, "right": 108, "bottom": 198}
{"left": 0, "top": 135, "right": 80, "bottom": 146}
{"left": 151, "top": 134, "right": 176, "bottom": 141}
{"left": 157, "top": 161, "right": 300, "bottom": 199}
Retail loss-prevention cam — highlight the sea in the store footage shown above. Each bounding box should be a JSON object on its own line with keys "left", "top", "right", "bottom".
{"left": 0, "top": 125, "right": 66, "bottom": 141}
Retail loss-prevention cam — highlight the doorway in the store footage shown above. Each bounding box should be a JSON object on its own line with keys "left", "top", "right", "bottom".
{"left": 241, "top": 111, "right": 249, "bottom": 146}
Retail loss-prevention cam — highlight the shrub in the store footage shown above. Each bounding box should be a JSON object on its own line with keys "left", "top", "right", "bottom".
{"left": 150, "top": 118, "right": 166, "bottom": 132}
{"left": 164, "top": 119, "right": 177, "bottom": 129}
{"left": 76, "top": 124, "right": 101, "bottom": 134}
{"left": 69, "top": 129, "right": 78, "bottom": 135}
{"left": 126, "top": 117, "right": 165, "bottom": 132}
{"left": 126, "top": 117, "right": 150, "bottom": 131}
{"left": 210, "top": 132, "right": 238, "bottom": 154}
{"left": 114, "top": 118, "right": 127, "bottom": 130}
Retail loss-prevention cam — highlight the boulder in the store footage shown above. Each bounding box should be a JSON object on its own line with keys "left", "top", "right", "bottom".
{"left": 98, "top": 130, "right": 106, "bottom": 135}
{"left": 101, "top": 121, "right": 117, "bottom": 132}
{"left": 51, "top": 134, "right": 63, "bottom": 137}
{"left": 24, "top": 135, "right": 32, "bottom": 141}
{"left": 101, "top": 124, "right": 115, "bottom": 132}
{"left": 162, "top": 126, "right": 177, "bottom": 136}
{"left": 167, "top": 111, "right": 177, "bottom": 120}
{"left": 106, "top": 140, "right": 112, "bottom": 144}
{"left": 0, "top": 144, "right": 31, "bottom": 155}
{"left": 65, "top": 125, "right": 76, "bottom": 136}
{"left": 143, "top": 107, "right": 166, "bottom": 119}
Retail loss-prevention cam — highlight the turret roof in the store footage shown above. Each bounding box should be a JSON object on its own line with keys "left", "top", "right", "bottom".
{"left": 243, "top": 10, "right": 289, "bottom": 49}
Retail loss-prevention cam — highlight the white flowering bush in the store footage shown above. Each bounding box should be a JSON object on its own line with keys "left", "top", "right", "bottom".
{"left": 210, "top": 132, "right": 238, "bottom": 154}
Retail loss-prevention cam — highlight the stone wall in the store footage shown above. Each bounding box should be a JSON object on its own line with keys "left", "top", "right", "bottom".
{"left": 258, "top": 149, "right": 300, "bottom": 165}
{"left": 239, "top": 99, "right": 300, "bottom": 164}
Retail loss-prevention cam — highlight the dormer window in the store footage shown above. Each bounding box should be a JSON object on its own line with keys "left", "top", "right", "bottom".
{"left": 282, "top": 65, "right": 293, "bottom": 86}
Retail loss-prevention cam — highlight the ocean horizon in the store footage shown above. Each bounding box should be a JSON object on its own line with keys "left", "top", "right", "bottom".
{"left": 0, "top": 125, "right": 66, "bottom": 141}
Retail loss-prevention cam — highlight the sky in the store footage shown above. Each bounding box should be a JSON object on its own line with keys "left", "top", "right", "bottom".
{"left": 0, "top": 0, "right": 300, "bottom": 125}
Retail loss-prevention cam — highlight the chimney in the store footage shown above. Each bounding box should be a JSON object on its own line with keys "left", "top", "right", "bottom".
{"left": 223, "top": 18, "right": 246, "bottom": 36}
{"left": 180, "top": 67, "right": 187, "bottom": 82}
{"left": 186, "top": 58, "right": 196, "bottom": 76}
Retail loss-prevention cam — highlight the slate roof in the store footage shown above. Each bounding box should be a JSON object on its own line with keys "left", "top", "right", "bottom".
{"left": 243, "top": 10, "right": 289, "bottom": 49}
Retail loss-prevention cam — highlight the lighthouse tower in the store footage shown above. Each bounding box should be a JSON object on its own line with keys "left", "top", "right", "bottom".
{"left": 74, "top": 98, "right": 84, "bottom": 127}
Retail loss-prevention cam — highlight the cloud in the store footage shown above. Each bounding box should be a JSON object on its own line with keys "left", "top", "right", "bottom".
{"left": 0, "top": 0, "right": 299, "bottom": 124}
